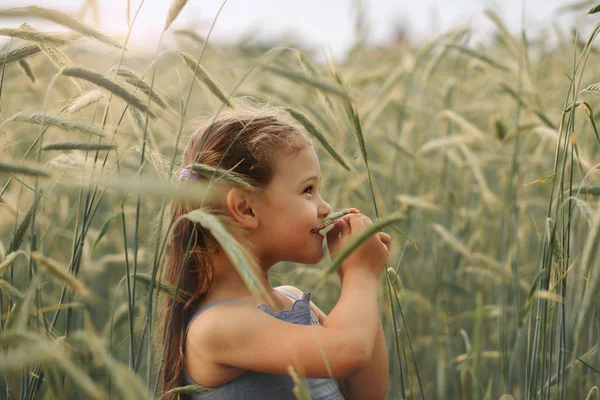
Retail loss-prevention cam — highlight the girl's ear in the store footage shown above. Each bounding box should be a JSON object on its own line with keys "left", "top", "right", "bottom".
{"left": 226, "top": 187, "right": 258, "bottom": 229}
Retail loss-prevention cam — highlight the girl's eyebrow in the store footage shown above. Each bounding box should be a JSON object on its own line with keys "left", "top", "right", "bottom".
{"left": 301, "top": 175, "right": 320, "bottom": 183}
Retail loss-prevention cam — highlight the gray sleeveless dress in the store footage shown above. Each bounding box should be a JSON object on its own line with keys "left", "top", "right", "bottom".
{"left": 183, "top": 287, "right": 345, "bottom": 400}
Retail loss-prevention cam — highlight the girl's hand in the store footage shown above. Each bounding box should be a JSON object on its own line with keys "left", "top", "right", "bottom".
{"left": 327, "top": 208, "right": 391, "bottom": 279}
{"left": 334, "top": 209, "right": 357, "bottom": 283}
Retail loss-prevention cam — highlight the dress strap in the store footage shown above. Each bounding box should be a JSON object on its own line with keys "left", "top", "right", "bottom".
{"left": 186, "top": 289, "right": 303, "bottom": 334}
{"left": 185, "top": 301, "right": 245, "bottom": 335}
{"left": 274, "top": 286, "right": 301, "bottom": 301}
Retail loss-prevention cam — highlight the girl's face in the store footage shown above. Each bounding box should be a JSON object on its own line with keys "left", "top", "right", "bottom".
{"left": 252, "top": 144, "right": 332, "bottom": 266}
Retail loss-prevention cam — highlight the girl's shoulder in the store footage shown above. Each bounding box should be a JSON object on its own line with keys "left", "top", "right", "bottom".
{"left": 185, "top": 290, "right": 363, "bottom": 379}
{"left": 185, "top": 285, "right": 329, "bottom": 340}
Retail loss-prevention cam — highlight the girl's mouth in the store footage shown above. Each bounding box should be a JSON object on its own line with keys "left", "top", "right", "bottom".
{"left": 310, "top": 230, "right": 324, "bottom": 237}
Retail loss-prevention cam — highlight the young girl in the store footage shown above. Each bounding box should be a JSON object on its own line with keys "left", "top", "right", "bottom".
{"left": 160, "top": 107, "right": 391, "bottom": 400}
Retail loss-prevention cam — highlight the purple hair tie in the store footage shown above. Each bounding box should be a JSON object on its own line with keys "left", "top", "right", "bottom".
{"left": 179, "top": 168, "right": 201, "bottom": 181}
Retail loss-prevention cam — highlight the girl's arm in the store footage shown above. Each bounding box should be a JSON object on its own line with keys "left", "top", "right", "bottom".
{"left": 340, "top": 319, "right": 388, "bottom": 400}
{"left": 279, "top": 285, "right": 389, "bottom": 400}
{"left": 188, "top": 269, "right": 380, "bottom": 379}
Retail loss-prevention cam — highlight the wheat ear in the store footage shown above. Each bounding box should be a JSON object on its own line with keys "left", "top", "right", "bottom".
{"left": 311, "top": 209, "right": 350, "bottom": 233}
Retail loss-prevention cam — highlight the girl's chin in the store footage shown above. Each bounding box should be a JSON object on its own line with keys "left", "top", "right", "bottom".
{"left": 282, "top": 234, "right": 324, "bottom": 264}
{"left": 301, "top": 256, "right": 324, "bottom": 266}
{"left": 294, "top": 248, "right": 324, "bottom": 265}
{"left": 306, "top": 247, "right": 325, "bottom": 264}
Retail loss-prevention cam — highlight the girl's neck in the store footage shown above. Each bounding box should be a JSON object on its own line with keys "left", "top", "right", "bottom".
{"left": 207, "top": 250, "right": 281, "bottom": 308}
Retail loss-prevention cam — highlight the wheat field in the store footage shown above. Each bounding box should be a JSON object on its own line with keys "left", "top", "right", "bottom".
{"left": 0, "top": 1, "right": 599, "bottom": 399}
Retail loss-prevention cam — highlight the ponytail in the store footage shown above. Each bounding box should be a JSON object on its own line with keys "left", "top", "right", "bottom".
{"left": 158, "top": 202, "right": 217, "bottom": 400}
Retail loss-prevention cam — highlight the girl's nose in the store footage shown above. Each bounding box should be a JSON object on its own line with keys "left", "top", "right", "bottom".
{"left": 318, "top": 199, "right": 332, "bottom": 219}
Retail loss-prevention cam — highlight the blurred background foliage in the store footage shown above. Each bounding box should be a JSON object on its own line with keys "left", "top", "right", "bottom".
{"left": 0, "top": 1, "right": 599, "bottom": 399}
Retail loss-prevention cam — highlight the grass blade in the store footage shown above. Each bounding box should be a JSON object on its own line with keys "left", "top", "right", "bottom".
{"left": 317, "top": 213, "right": 404, "bottom": 285}
{"left": 90, "top": 210, "right": 123, "bottom": 254}
{"left": 161, "top": 384, "right": 211, "bottom": 398}
{"left": 183, "top": 209, "right": 264, "bottom": 297}
{"left": 189, "top": 163, "right": 252, "bottom": 188}
{"left": 577, "top": 357, "right": 600, "bottom": 375}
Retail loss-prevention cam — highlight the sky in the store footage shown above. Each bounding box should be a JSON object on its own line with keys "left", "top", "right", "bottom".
{"left": 0, "top": 0, "right": 588, "bottom": 57}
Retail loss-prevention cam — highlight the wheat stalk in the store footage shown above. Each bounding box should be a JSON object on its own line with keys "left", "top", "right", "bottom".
{"left": 7, "top": 194, "right": 44, "bottom": 253}
{"left": 164, "top": 0, "right": 189, "bottom": 33}
{"left": 310, "top": 209, "right": 350, "bottom": 233}
{"left": 30, "top": 252, "right": 92, "bottom": 298}
{"left": 62, "top": 66, "right": 157, "bottom": 118}
{"left": 37, "top": 41, "right": 71, "bottom": 69}
{"left": 260, "top": 62, "right": 350, "bottom": 99}
{"left": 17, "top": 59, "right": 35, "bottom": 82}
{"left": 0, "top": 43, "right": 41, "bottom": 64}
{"left": 0, "top": 6, "right": 121, "bottom": 48}
{"left": 174, "top": 29, "right": 207, "bottom": 47}
{"left": 0, "top": 160, "right": 50, "bottom": 177}
{"left": 178, "top": 51, "right": 233, "bottom": 108}
{"left": 0, "top": 27, "right": 73, "bottom": 47}
{"left": 117, "top": 67, "right": 170, "bottom": 109}
{"left": 17, "top": 22, "right": 75, "bottom": 69}
{"left": 43, "top": 141, "right": 115, "bottom": 151}
{"left": 132, "top": 273, "right": 192, "bottom": 303}
{"left": 60, "top": 90, "right": 105, "bottom": 115}
{"left": 0, "top": 251, "right": 27, "bottom": 276}
{"left": 285, "top": 107, "right": 353, "bottom": 172}
{"left": 0, "top": 279, "right": 24, "bottom": 300}
{"left": 2, "top": 111, "right": 109, "bottom": 138}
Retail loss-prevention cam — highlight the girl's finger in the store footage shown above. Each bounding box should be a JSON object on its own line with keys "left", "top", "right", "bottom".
{"left": 378, "top": 232, "right": 391, "bottom": 243}
{"left": 326, "top": 220, "right": 342, "bottom": 241}
{"left": 345, "top": 213, "right": 367, "bottom": 233}
{"left": 378, "top": 232, "right": 392, "bottom": 250}
{"left": 327, "top": 219, "right": 349, "bottom": 248}
{"left": 360, "top": 215, "right": 373, "bottom": 226}
{"left": 378, "top": 232, "right": 391, "bottom": 244}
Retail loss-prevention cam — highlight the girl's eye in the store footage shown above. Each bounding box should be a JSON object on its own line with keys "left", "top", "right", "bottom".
{"left": 303, "top": 185, "right": 313, "bottom": 194}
